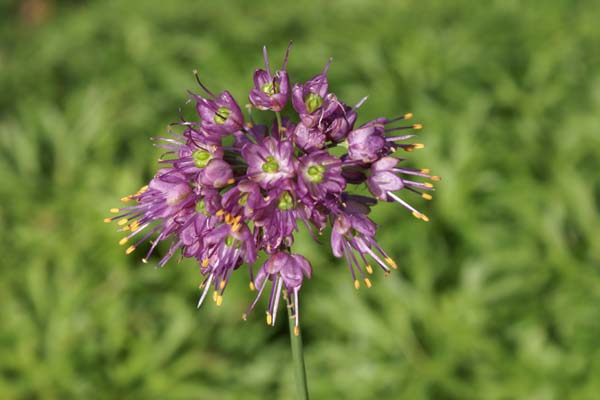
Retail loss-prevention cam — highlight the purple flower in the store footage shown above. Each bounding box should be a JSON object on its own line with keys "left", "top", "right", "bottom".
{"left": 195, "top": 90, "right": 244, "bottom": 135}
{"left": 249, "top": 44, "right": 292, "bottom": 112}
{"left": 108, "top": 45, "right": 439, "bottom": 334}
{"left": 244, "top": 252, "right": 312, "bottom": 335}
{"left": 297, "top": 150, "right": 345, "bottom": 201}
{"left": 242, "top": 137, "right": 295, "bottom": 189}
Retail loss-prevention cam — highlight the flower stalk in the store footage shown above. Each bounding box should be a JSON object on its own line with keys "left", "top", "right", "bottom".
{"left": 287, "top": 293, "right": 309, "bottom": 400}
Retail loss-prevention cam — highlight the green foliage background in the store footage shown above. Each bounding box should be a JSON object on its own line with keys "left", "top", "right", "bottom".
{"left": 1, "top": 0, "right": 599, "bottom": 398}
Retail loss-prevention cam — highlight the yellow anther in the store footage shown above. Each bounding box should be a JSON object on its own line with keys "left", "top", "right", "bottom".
{"left": 431, "top": 176, "right": 442, "bottom": 182}
{"left": 125, "top": 245, "right": 136, "bottom": 255}
{"left": 219, "top": 280, "right": 226, "bottom": 289}
{"left": 385, "top": 257, "right": 398, "bottom": 270}
{"left": 420, "top": 168, "right": 431, "bottom": 174}
{"left": 120, "top": 196, "right": 131, "bottom": 203}
{"left": 232, "top": 215, "right": 241, "bottom": 225}
{"left": 404, "top": 112, "right": 413, "bottom": 120}
{"left": 412, "top": 211, "right": 421, "bottom": 219}
{"left": 110, "top": 208, "right": 120, "bottom": 213}
{"left": 246, "top": 122, "right": 254, "bottom": 128}
{"left": 103, "top": 218, "right": 112, "bottom": 223}
{"left": 202, "top": 258, "right": 209, "bottom": 267}
{"left": 142, "top": 258, "right": 148, "bottom": 264}
{"left": 354, "top": 279, "right": 360, "bottom": 290}
{"left": 231, "top": 223, "right": 241, "bottom": 233}
{"left": 403, "top": 147, "right": 414, "bottom": 152}
{"left": 119, "top": 237, "right": 128, "bottom": 246}
{"left": 424, "top": 182, "right": 434, "bottom": 188}
{"left": 117, "top": 218, "right": 129, "bottom": 226}
{"left": 227, "top": 178, "right": 235, "bottom": 185}
{"left": 422, "top": 193, "right": 433, "bottom": 200}
{"left": 242, "top": 313, "right": 248, "bottom": 321}
{"left": 420, "top": 214, "right": 430, "bottom": 222}
{"left": 412, "top": 123, "right": 423, "bottom": 130}
{"left": 413, "top": 143, "right": 425, "bottom": 149}
{"left": 130, "top": 221, "right": 140, "bottom": 231}
{"left": 249, "top": 281, "right": 256, "bottom": 291}
{"left": 216, "top": 295, "right": 223, "bottom": 306}
{"left": 294, "top": 326, "right": 300, "bottom": 336}
{"left": 212, "top": 291, "right": 218, "bottom": 302}
{"left": 121, "top": 225, "right": 131, "bottom": 232}
{"left": 216, "top": 209, "right": 225, "bottom": 217}
{"left": 138, "top": 185, "right": 148, "bottom": 193}
{"left": 365, "top": 265, "right": 374, "bottom": 274}
{"left": 266, "top": 312, "right": 272, "bottom": 325}
{"left": 364, "top": 278, "right": 372, "bottom": 288}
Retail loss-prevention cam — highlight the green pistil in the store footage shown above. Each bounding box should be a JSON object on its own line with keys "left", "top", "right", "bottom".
{"left": 224, "top": 235, "right": 234, "bottom": 247}
{"left": 261, "top": 82, "right": 275, "bottom": 95}
{"left": 195, "top": 200, "right": 208, "bottom": 215}
{"left": 262, "top": 156, "right": 280, "bottom": 173}
{"left": 192, "top": 150, "right": 212, "bottom": 168}
{"left": 307, "top": 164, "right": 326, "bottom": 183}
{"left": 214, "top": 106, "right": 231, "bottom": 124}
{"left": 238, "top": 193, "right": 249, "bottom": 206}
{"left": 305, "top": 93, "right": 323, "bottom": 113}
{"left": 278, "top": 192, "right": 294, "bottom": 210}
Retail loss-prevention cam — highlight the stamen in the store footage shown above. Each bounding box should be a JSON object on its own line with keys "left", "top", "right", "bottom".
{"left": 365, "top": 265, "right": 374, "bottom": 274}
{"left": 249, "top": 281, "right": 256, "bottom": 291}
{"left": 364, "top": 278, "right": 372, "bottom": 288}
{"left": 103, "top": 218, "right": 112, "bottom": 223}
{"left": 118, "top": 237, "right": 128, "bottom": 246}
{"left": 422, "top": 193, "right": 433, "bottom": 200}
{"left": 413, "top": 123, "right": 423, "bottom": 130}
{"left": 110, "top": 208, "right": 120, "bottom": 213}
{"left": 431, "top": 176, "right": 442, "bottom": 181}
{"left": 294, "top": 326, "right": 300, "bottom": 336}
{"left": 125, "top": 245, "right": 136, "bottom": 255}
{"left": 354, "top": 279, "right": 360, "bottom": 289}
{"left": 384, "top": 257, "right": 398, "bottom": 270}
{"left": 266, "top": 312, "right": 273, "bottom": 325}
{"left": 117, "top": 219, "right": 129, "bottom": 226}
{"left": 216, "top": 295, "right": 223, "bottom": 306}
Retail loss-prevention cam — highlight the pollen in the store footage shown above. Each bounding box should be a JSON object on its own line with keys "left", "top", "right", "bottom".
{"left": 216, "top": 209, "right": 225, "bottom": 217}
{"left": 364, "top": 278, "right": 372, "bottom": 288}
{"left": 249, "top": 281, "right": 256, "bottom": 291}
{"left": 365, "top": 265, "right": 374, "bottom": 274}
{"left": 110, "top": 208, "right": 120, "bottom": 213}
{"left": 413, "top": 143, "right": 425, "bottom": 149}
{"left": 120, "top": 196, "right": 132, "bottom": 203}
{"left": 431, "top": 175, "right": 441, "bottom": 182}
{"left": 412, "top": 123, "right": 423, "bottom": 130}
{"left": 202, "top": 258, "right": 209, "bottom": 267}
{"left": 212, "top": 291, "right": 218, "bottom": 302}
{"left": 420, "top": 168, "right": 431, "bottom": 174}
{"left": 420, "top": 214, "right": 430, "bottom": 222}
{"left": 424, "top": 182, "right": 434, "bottom": 188}
{"left": 404, "top": 112, "right": 413, "bottom": 120}
{"left": 354, "top": 279, "right": 360, "bottom": 289}
{"left": 103, "top": 218, "right": 112, "bottom": 223}
{"left": 227, "top": 178, "right": 235, "bottom": 185}
{"left": 119, "top": 237, "right": 128, "bottom": 246}
{"left": 219, "top": 280, "right": 226, "bottom": 289}
{"left": 385, "top": 257, "right": 398, "bottom": 270}
{"left": 422, "top": 193, "right": 433, "bottom": 200}
{"left": 125, "top": 245, "right": 136, "bottom": 255}
{"left": 266, "top": 312, "right": 273, "bottom": 325}
{"left": 117, "top": 218, "right": 129, "bottom": 226}
{"left": 216, "top": 295, "right": 223, "bottom": 306}
{"left": 231, "top": 223, "right": 241, "bottom": 233}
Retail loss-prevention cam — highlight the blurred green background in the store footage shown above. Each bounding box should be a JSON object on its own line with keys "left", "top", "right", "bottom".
{"left": 1, "top": 0, "right": 600, "bottom": 399}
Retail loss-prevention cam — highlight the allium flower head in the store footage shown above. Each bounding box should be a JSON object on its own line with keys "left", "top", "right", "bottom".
{"left": 106, "top": 43, "right": 440, "bottom": 335}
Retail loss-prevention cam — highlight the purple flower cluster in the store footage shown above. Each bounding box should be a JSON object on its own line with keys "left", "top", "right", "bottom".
{"left": 106, "top": 44, "right": 439, "bottom": 335}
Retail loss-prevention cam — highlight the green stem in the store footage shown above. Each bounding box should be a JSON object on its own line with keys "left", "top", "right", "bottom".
{"left": 287, "top": 295, "right": 309, "bottom": 400}
{"left": 275, "top": 111, "right": 283, "bottom": 134}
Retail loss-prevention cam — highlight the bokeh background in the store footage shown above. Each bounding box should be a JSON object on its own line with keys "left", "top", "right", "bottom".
{"left": 1, "top": 0, "right": 600, "bottom": 399}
